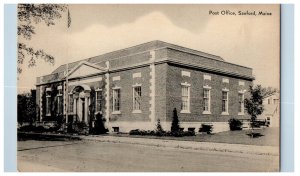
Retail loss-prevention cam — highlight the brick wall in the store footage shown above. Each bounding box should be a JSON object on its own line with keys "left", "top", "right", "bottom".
{"left": 154, "top": 63, "right": 168, "bottom": 122}
{"left": 165, "top": 64, "right": 252, "bottom": 123}
{"left": 109, "top": 66, "right": 151, "bottom": 122}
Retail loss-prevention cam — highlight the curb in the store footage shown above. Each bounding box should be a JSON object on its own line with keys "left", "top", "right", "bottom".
{"left": 81, "top": 135, "right": 279, "bottom": 156}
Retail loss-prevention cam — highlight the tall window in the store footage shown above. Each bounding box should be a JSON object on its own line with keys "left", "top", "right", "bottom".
{"left": 203, "top": 89, "right": 211, "bottom": 113}
{"left": 69, "top": 94, "right": 74, "bottom": 113}
{"left": 57, "top": 87, "right": 63, "bottom": 114}
{"left": 181, "top": 85, "right": 190, "bottom": 112}
{"left": 113, "top": 88, "right": 121, "bottom": 112}
{"left": 96, "top": 90, "right": 102, "bottom": 112}
{"left": 238, "top": 93, "right": 244, "bottom": 114}
{"left": 46, "top": 90, "right": 51, "bottom": 115}
{"left": 133, "top": 86, "right": 142, "bottom": 111}
{"left": 222, "top": 91, "right": 228, "bottom": 114}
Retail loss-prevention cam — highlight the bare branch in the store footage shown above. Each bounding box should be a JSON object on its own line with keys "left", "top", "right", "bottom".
{"left": 18, "top": 43, "right": 55, "bottom": 74}
{"left": 17, "top": 4, "right": 68, "bottom": 74}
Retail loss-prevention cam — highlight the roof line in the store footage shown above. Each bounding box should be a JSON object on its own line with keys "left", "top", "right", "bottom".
{"left": 52, "top": 40, "right": 226, "bottom": 73}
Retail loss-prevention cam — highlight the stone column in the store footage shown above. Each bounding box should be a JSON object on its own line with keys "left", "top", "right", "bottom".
{"left": 105, "top": 61, "right": 110, "bottom": 124}
{"left": 85, "top": 97, "right": 88, "bottom": 123}
{"left": 39, "top": 86, "right": 43, "bottom": 122}
{"left": 149, "top": 50, "right": 156, "bottom": 125}
{"left": 63, "top": 81, "right": 68, "bottom": 123}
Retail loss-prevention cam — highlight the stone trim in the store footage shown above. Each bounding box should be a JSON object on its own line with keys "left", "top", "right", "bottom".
{"left": 39, "top": 86, "right": 43, "bottom": 121}
{"left": 203, "top": 85, "right": 211, "bottom": 89}
{"left": 222, "top": 88, "right": 229, "bottom": 92}
{"left": 112, "top": 76, "right": 120, "bottom": 81}
{"left": 37, "top": 58, "right": 254, "bottom": 86}
{"left": 132, "top": 72, "right": 141, "bottom": 78}
{"left": 105, "top": 72, "right": 110, "bottom": 124}
{"left": 222, "top": 78, "right": 229, "bottom": 83}
{"left": 69, "top": 77, "right": 102, "bottom": 86}
{"left": 204, "top": 74, "right": 211, "bottom": 80}
{"left": 149, "top": 50, "right": 156, "bottom": 124}
{"left": 63, "top": 82, "right": 66, "bottom": 116}
{"left": 181, "top": 71, "right": 191, "bottom": 77}
{"left": 238, "top": 89, "right": 247, "bottom": 93}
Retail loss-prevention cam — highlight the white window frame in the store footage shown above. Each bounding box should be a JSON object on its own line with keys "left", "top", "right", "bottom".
{"left": 221, "top": 89, "right": 229, "bottom": 115}
{"left": 46, "top": 90, "right": 51, "bottom": 116}
{"left": 68, "top": 93, "right": 74, "bottom": 114}
{"left": 112, "top": 87, "right": 121, "bottom": 114}
{"left": 238, "top": 92, "right": 245, "bottom": 115}
{"left": 57, "top": 86, "right": 63, "bottom": 114}
{"left": 180, "top": 82, "right": 191, "bottom": 113}
{"left": 203, "top": 86, "right": 211, "bottom": 114}
{"left": 132, "top": 84, "right": 142, "bottom": 113}
{"left": 95, "top": 89, "right": 102, "bottom": 113}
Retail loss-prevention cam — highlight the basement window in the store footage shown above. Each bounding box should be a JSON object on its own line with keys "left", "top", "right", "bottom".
{"left": 112, "top": 127, "right": 119, "bottom": 133}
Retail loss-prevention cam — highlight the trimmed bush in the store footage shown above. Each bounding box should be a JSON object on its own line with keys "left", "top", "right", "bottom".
{"left": 171, "top": 108, "right": 180, "bottom": 132}
{"left": 18, "top": 124, "right": 62, "bottom": 133}
{"left": 156, "top": 119, "right": 164, "bottom": 132}
{"left": 67, "top": 121, "right": 89, "bottom": 135}
{"left": 91, "top": 113, "right": 108, "bottom": 135}
{"left": 129, "top": 129, "right": 141, "bottom": 135}
{"left": 228, "top": 118, "right": 243, "bottom": 131}
{"left": 182, "top": 130, "right": 195, "bottom": 136}
{"left": 129, "top": 129, "right": 195, "bottom": 137}
{"left": 199, "top": 124, "right": 213, "bottom": 134}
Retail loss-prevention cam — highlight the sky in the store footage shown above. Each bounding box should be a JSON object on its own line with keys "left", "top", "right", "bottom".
{"left": 17, "top": 4, "right": 280, "bottom": 93}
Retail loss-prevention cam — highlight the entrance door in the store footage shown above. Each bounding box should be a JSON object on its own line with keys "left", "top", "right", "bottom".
{"left": 82, "top": 101, "right": 85, "bottom": 122}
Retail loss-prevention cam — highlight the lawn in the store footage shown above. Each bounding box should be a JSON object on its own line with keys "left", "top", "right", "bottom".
{"left": 115, "top": 127, "right": 279, "bottom": 146}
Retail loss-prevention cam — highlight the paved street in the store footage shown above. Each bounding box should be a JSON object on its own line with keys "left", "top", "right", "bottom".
{"left": 18, "top": 140, "right": 279, "bottom": 172}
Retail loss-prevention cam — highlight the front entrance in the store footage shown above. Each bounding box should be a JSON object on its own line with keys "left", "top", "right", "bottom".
{"left": 71, "top": 85, "right": 91, "bottom": 123}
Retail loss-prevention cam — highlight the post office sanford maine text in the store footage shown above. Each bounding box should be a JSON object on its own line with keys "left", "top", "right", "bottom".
{"left": 209, "top": 10, "right": 272, "bottom": 16}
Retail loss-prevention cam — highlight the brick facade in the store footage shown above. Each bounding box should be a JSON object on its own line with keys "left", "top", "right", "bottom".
{"left": 36, "top": 41, "right": 254, "bottom": 133}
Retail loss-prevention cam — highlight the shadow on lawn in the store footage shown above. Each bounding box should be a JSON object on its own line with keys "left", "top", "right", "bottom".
{"left": 246, "top": 132, "right": 264, "bottom": 138}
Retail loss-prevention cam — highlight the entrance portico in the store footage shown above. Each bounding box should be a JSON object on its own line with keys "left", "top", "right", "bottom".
{"left": 70, "top": 85, "right": 91, "bottom": 123}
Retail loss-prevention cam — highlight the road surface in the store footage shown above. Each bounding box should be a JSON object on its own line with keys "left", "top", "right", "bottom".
{"left": 18, "top": 140, "right": 279, "bottom": 172}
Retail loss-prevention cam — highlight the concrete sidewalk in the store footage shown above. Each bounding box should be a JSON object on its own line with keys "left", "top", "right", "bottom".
{"left": 81, "top": 135, "right": 279, "bottom": 156}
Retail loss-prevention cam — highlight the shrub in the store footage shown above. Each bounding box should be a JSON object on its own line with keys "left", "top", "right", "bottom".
{"left": 91, "top": 113, "right": 108, "bottom": 135}
{"left": 199, "top": 124, "right": 213, "bottom": 134}
{"left": 228, "top": 118, "right": 243, "bottom": 131}
{"left": 129, "top": 129, "right": 195, "bottom": 137}
{"left": 18, "top": 125, "right": 62, "bottom": 133}
{"left": 171, "top": 108, "right": 180, "bottom": 132}
{"left": 68, "top": 121, "right": 89, "bottom": 135}
{"left": 182, "top": 130, "right": 195, "bottom": 136}
{"left": 129, "top": 129, "right": 142, "bottom": 135}
{"left": 156, "top": 119, "right": 164, "bottom": 132}
{"left": 47, "top": 124, "right": 62, "bottom": 133}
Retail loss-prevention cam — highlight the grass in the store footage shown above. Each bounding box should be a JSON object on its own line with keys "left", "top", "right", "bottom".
{"left": 114, "top": 127, "right": 279, "bottom": 146}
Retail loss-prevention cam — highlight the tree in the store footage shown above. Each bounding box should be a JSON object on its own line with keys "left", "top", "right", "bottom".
{"left": 171, "top": 108, "right": 180, "bottom": 132}
{"left": 17, "top": 90, "right": 37, "bottom": 125}
{"left": 18, "top": 4, "right": 68, "bottom": 73}
{"left": 244, "top": 85, "right": 277, "bottom": 130}
{"left": 260, "top": 86, "right": 279, "bottom": 98}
